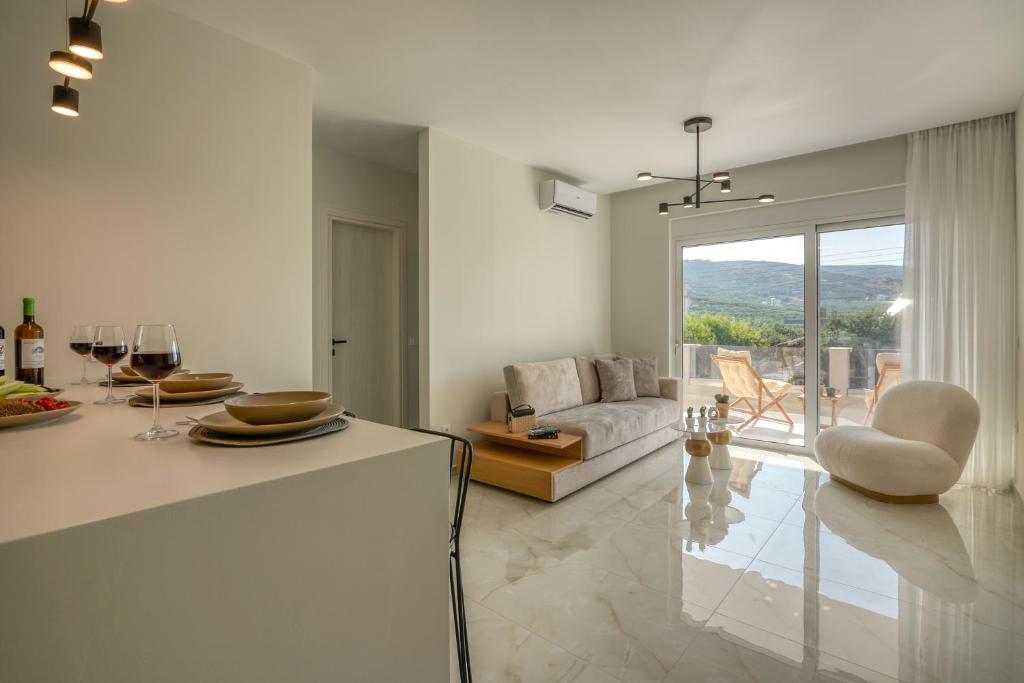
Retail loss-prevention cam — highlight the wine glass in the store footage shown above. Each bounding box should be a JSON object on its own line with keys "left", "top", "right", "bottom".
{"left": 130, "top": 324, "right": 182, "bottom": 441}
{"left": 92, "top": 325, "right": 129, "bottom": 405}
{"left": 69, "top": 324, "right": 96, "bottom": 385}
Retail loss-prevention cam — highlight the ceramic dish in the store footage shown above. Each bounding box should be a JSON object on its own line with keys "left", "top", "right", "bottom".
{"left": 224, "top": 391, "right": 332, "bottom": 425}
{"left": 0, "top": 401, "right": 82, "bottom": 429}
{"left": 134, "top": 382, "right": 244, "bottom": 402}
{"left": 161, "top": 373, "right": 234, "bottom": 393}
{"left": 118, "top": 366, "right": 190, "bottom": 379}
{"left": 197, "top": 403, "right": 346, "bottom": 436}
{"left": 189, "top": 417, "right": 349, "bottom": 447}
{"left": 110, "top": 372, "right": 149, "bottom": 384}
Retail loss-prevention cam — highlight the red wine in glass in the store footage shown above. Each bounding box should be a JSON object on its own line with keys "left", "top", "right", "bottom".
{"left": 69, "top": 341, "right": 93, "bottom": 356}
{"left": 131, "top": 324, "right": 182, "bottom": 441}
{"left": 129, "top": 352, "right": 182, "bottom": 381}
{"left": 69, "top": 324, "right": 95, "bottom": 385}
{"left": 92, "top": 344, "right": 128, "bottom": 366}
{"left": 93, "top": 325, "right": 129, "bottom": 405}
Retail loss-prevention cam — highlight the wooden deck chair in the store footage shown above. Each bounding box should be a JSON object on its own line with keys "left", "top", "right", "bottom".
{"left": 713, "top": 349, "right": 795, "bottom": 431}
{"left": 863, "top": 352, "right": 901, "bottom": 424}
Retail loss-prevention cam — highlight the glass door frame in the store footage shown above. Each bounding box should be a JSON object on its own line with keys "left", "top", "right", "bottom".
{"left": 672, "top": 213, "right": 904, "bottom": 456}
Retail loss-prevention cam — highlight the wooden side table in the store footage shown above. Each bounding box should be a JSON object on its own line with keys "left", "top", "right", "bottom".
{"left": 798, "top": 393, "right": 841, "bottom": 428}
{"left": 465, "top": 421, "right": 583, "bottom": 501}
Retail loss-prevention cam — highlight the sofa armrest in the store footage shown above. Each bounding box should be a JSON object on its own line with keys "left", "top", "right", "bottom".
{"left": 659, "top": 377, "right": 681, "bottom": 402}
{"left": 490, "top": 391, "right": 511, "bottom": 422}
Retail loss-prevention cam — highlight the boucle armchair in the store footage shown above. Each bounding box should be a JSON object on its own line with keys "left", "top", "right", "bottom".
{"left": 814, "top": 380, "right": 979, "bottom": 503}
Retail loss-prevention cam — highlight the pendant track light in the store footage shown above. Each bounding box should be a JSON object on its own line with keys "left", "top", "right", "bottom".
{"left": 638, "top": 116, "right": 776, "bottom": 215}
{"left": 49, "top": 50, "right": 93, "bottom": 79}
{"left": 47, "top": 0, "right": 128, "bottom": 117}
{"left": 51, "top": 80, "right": 80, "bottom": 117}
{"left": 68, "top": 16, "right": 103, "bottom": 60}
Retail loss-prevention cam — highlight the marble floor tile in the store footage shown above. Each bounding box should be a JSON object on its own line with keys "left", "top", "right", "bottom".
{"left": 453, "top": 600, "right": 622, "bottom": 683}
{"left": 664, "top": 613, "right": 914, "bottom": 683}
{"left": 480, "top": 561, "right": 711, "bottom": 683}
{"left": 572, "top": 520, "right": 751, "bottom": 610}
{"left": 455, "top": 441, "right": 1024, "bottom": 682}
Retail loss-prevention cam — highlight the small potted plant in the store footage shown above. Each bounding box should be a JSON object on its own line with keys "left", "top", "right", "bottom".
{"left": 714, "top": 393, "right": 730, "bottom": 419}
{"left": 686, "top": 406, "right": 695, "bottom": 429}
{"left": 699, "top": 406, "right": 707, "bottom": 424}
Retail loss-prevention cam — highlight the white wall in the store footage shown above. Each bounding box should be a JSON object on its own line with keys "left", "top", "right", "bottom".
{"left": 609, "top": 136, "right": 908, "bottom": 372}
{"left": 312, "top": 145, "right": 419, "bottom": 424}
{"left": 422, "top": 129, "right": 611, "bottom": 433}
{"left": 1015, "top": 96, "right": 1024, "bottom": 499}
{"left": 0, "top": 0, "right": 312, "bottom": 388}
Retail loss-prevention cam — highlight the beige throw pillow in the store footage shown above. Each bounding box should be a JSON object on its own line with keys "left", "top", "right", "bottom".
{"left": 595, "top": 358, "right": 637, "bottom": 402}
{"left": 574, "top": 353, "right": 619, "bottom": 404}
{"left": 631, "top": 357, "right": 659, "bottom": 397}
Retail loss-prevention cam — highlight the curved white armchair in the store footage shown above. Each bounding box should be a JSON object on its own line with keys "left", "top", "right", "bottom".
{"left": 815, "top": 380, "right": 979, "bottom": 503}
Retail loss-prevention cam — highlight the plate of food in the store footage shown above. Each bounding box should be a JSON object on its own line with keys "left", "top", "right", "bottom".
{"left": 0, "top": 397, "right": 82, "bottom": 429}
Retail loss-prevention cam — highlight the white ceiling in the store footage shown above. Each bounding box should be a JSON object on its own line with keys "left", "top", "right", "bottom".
{"left": 153, "top": 0, "right": 1024, "bottom": 194}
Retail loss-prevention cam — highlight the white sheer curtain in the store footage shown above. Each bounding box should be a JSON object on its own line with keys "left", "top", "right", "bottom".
{"left": 903, "top": 113, "right": 1016, "bottom": 490}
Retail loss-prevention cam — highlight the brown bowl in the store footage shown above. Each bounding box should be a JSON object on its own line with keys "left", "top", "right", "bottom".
{"left": 160, "top": 373, "right": 234, "bottom": 393}
{"left": 224, "top": 391, "right": 332, "bottom": 425}
{"left": 121, "top": 365, "right": 189, "bottom": 378}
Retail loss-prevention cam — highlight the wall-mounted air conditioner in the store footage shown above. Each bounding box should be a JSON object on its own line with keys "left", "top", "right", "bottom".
{"left": 539, "top": 179, "right": 597, "bottom": 221}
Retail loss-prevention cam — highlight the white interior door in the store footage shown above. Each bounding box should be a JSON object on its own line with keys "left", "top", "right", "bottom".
{"left": 331, "top": 220, "right": 401, "bottom": 425}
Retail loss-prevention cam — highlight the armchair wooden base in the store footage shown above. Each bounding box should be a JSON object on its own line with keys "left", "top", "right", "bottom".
{"left": 831, "top": 475, "right": 938, "bottom": 505}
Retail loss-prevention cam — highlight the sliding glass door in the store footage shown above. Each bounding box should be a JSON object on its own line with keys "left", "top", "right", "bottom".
{"left": 817, "top": 222, "right": 906, "bottom": 431}
{"left": 677, "top": 217, "right": 905, "bottom": 452}
{"left": 681, "top": 234, "right": 807, "bottom": 448}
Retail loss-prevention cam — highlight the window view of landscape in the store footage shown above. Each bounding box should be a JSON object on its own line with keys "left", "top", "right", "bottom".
{"left": 680, "top": 224, "right": 906, "bottom": 446}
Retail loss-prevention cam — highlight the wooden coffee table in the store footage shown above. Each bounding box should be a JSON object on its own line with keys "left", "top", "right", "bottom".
{"left": 465, "top": 421, "right": 583, "bottom": 501}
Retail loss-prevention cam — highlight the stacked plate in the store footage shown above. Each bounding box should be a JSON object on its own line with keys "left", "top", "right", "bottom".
{"left": 113, "top": 365, "right": 190, "bottom": 384}
{"left": 194, "top": 391, "right": 346, "bottom": 440}
{"left": 134, "top": 373, "right": 243, "bottom": 403}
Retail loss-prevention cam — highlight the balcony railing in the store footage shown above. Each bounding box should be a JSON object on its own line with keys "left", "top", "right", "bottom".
{"left": 681, "top": 344, "right": 901, "bottom": 437}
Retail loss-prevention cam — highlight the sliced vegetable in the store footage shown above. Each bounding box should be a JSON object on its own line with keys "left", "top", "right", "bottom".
{"left": 0, "top": 381, "right": 26, "bottom": 397}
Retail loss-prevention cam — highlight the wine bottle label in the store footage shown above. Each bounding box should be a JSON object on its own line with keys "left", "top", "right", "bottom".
{"left": 0, "top": 340, "right": 5, "bottom": 372}
{"left": 20, "top": 339, "right": 45, "bottom": 369}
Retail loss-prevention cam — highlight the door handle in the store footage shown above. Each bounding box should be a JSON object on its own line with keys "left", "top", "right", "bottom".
{"left": 331, "top": 338, "right": 348, "bottom": 356}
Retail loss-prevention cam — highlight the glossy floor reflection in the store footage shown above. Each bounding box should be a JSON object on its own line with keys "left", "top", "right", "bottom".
{"left": 453, "top": 441, "right": 1024, "bottom": 682}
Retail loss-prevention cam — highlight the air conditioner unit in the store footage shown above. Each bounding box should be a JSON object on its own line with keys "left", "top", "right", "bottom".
{"left": 539, "top": 179, "right": 597, "bottom": 221}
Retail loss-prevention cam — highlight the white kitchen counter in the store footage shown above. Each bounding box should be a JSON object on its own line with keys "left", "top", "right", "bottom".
{"left": 0, "top": 383, "right": 450, "bottom": 683}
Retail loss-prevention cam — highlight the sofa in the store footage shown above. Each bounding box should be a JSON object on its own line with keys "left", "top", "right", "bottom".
{"left": 489, "top": 355, "right": 682, "bottom": 501}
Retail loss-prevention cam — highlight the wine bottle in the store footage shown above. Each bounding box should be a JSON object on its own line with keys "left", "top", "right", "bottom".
{"left": 0, "top": 322, "right": 6, "bottom": 379}
{"left": 15, "top": 298, "right": 45, "bottom": 385}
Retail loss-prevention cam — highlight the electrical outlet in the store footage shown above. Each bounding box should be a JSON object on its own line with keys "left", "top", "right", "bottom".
{"left": 439, "top": 424, "right": 451, "bottom": 433}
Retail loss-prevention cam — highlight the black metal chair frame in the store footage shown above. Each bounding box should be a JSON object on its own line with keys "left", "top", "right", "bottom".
{"left": 414, "top": 428, "right": 474, "bottom": 683}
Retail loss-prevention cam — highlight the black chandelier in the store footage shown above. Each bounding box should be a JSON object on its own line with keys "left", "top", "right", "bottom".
{"left": 637, "top": 116, "right": 775, "bottom": 215}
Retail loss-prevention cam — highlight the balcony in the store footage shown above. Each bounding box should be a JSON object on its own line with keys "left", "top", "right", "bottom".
{"left": 681, "top": 343, "right": 898, "bottom": 447}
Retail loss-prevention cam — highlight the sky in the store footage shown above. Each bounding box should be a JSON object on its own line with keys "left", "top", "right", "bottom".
{"left": 684, "top": 224, "right": 905, "bottom": 267}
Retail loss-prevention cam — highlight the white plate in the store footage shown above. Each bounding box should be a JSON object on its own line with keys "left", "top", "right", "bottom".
{"left": 197, "top": 403, "right": 347, "bottom": 436}
{"left": 0, "top": 401, "right": 82, "bottom": 430}
{"left": 134, "top": 382, "right": 244, "bottom": 402}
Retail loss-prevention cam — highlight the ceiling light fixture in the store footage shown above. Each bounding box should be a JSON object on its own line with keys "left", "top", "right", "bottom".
{"left": 639, "top": 116, "right": 775, "bottom": 215}
{"left": 51, "top": 79, "right": 80, "bottom": 117}
{"left": 49, "top": 0, "right": 127, "bottom": 117}
{"left": 68, "top": 16, "right": 103, "bottom": 60}
{"left": 49, "top": 50, "right": 93, "bottom": 79}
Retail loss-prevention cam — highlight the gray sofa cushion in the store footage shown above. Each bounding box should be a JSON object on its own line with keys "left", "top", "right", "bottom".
{"left": 595, "top": 358, "right": 637, "bottom": 402}
{"left": 631, "top": 357, "right": 659, "bottom": 397}
{"left": 539, "top": 397, "right": 679, "bottom": 459}
{"left": 574, "top": 353, "right": 618, "bottom": 404}
{"left": 503, "top": 358, "right": 584, "bottom": 417}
